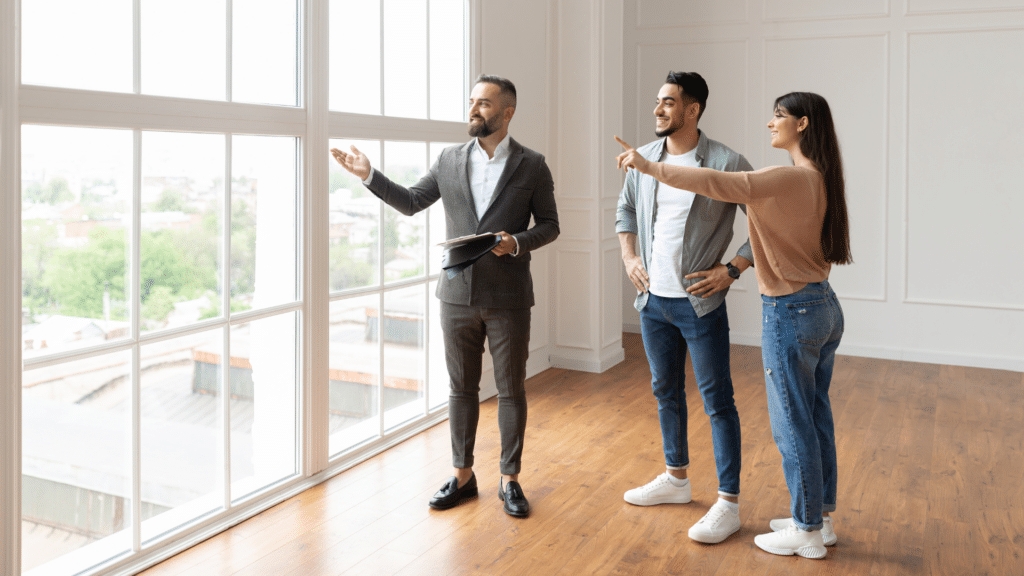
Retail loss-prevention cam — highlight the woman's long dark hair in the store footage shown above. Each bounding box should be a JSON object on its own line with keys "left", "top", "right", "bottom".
{"left": 774, "top": 92, "right": 852, "bottom": 265}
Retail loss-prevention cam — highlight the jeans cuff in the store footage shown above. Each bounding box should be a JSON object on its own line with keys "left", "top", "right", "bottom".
{"left": 718, "top": 490, "right": 739, "bottom": 498}
{"left": 666, "top": 463, "right": 689, "bottom": 470}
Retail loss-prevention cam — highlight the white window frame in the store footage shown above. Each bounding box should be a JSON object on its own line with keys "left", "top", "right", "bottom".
{"left": 0, "top": 0, "right": 477, "bottom": 574}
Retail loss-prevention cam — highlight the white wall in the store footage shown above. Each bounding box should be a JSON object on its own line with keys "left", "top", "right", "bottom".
{"left": 621, "top": 0, "right": 1024, "bottom": 372}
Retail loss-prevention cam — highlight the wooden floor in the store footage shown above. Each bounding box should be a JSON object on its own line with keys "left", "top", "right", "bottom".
{"left": 141, "top": 333, "right": 1023, "bottom": 576}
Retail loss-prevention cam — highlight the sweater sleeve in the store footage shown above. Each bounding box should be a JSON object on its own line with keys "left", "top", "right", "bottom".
{"left": 645, "top": 164, "right": 806, "bottom": 205}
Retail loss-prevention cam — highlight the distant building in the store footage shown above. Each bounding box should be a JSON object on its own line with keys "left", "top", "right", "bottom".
{"left": 22, "top": 315, "right": 129, "bottom": 353}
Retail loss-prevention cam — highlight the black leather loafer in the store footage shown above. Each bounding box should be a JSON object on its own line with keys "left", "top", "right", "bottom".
{"left": 428, "top": 474, "right": 478, "bottom": 510}
{"left": 498, "top": 480, "right": 530, "bottom": 518}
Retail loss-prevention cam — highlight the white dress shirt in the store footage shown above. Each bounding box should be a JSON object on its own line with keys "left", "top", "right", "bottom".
{"left": 467, "top": 134, "right": 511, "bottom": 219}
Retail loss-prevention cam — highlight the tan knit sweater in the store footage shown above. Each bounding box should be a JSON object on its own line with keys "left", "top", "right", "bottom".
{"left": 647, "top": 163, "right": 830, "bottom": 296}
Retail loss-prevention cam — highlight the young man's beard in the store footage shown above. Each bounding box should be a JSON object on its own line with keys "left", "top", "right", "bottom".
{"left": 655, "top": 116, "right": 683, "bottom": 138}
{"left": 469, "top": 114, "right": 501, "bottom": 137}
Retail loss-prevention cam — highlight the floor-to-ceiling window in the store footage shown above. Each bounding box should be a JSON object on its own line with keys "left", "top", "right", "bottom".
{"left": 10, "top": 1, "right": 470, "bottom": 574}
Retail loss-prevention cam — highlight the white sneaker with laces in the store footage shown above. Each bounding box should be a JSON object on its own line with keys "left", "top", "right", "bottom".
{"left": 769, "top": 516, "right": 837, "bottom": 546}
{"left": 754, "top": 525, "right": 827, "bottom": 559}
{"left": 623, "top": 473, "right": 691, "bottom": 506}
{"left": 688, "top": 500, "right": 741, "bottom": 544}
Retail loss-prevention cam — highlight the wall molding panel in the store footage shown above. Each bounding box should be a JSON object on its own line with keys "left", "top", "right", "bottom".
{"left": 903, "top": 26, "right": 1024, "bottom": 312}
{"left": 762, "top": 0, "right": 890, "bottom": 23}
{"left": 905, "top": 0, "right": 1024, "bottom": 17}
{"left": 635, "top": 0, "right": 748, "bottom": 30}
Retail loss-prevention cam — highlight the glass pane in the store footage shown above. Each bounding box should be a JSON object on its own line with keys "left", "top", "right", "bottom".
{"left": 22, "top": 351, "right": 132, "bottom": 573}
{"left": 231, "top": 136, "right": 298, "bottom": 312}
{"left": 383, "top": 141, "right": 426, "bottom": 282}
{"left": 383, "top": 285, "right": 425, "bottom": 430}
{"left": 427, "top": 142, "right": 462, "bottom": 275}
{"left": 329, "top": 138, "right": 382, "bottom": 292}
{"left": 22, "top": 0, "right": 132, "bottom": 92}
{"left": 140, "top": 329, "right": 224, "bottom": 544}
{"left": 329, "top": 0, "right": 381, "bottom": 114}
{"left": 427, "top": 280, "right": 447, "bottom": 410}
{"left": 233, "top": 0, "right": 298, "bottom": 106}
{"left": 383, "top": 0, "right": 427, "bottom": 118}
{"left": 429, "top": 0, "right": 466, "bottom": 121}
{"left": 230, "top": 312, "right": 299, "bottom": 503}
{"left": 21, "top": 126, "right": 133, "bottom": 360}
{"left": 142, "top": 0, "right": 227, "bottom": 100}
{"left": 329, "top": 294, "right": 380, "bottom": 456}
{"left": 141, "top": 132, "right": 224, "bottom": 332}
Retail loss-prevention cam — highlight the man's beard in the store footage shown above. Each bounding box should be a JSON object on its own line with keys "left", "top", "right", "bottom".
{"left": 655, "top": 116, "right": 681, "bottom": 138}
{"left": 468, "top": 114, "right": 501, "bottom": 137}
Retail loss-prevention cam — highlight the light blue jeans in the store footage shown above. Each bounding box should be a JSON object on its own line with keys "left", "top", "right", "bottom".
{"left": 761, "top": 281, "right": 843, "bottom": 531}
{"left": 640, "top": 294, "right": 741, "bottom": 496}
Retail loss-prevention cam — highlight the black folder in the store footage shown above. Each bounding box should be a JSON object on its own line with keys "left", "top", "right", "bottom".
{"left": 440, "top": 233, "right": 502, "bottom": 279}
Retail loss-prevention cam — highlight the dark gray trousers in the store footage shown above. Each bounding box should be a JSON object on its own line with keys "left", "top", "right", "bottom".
{"left": 441, "top": 302, "right": 531, "bottom": 475}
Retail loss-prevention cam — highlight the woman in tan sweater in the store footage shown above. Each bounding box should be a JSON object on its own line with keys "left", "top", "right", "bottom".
{"left": 616, "top": 92, "right": 852, "bottom": 559}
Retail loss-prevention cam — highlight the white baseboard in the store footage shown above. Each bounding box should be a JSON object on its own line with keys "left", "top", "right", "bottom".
{"left": 834, "top": 343, "right": 1024, "bottom": 373}
{"left": 688, "top": 331, "right": 1024, "bottom": 374}
{"left": 549, "top": 343, "right": 625, "bottom": 373}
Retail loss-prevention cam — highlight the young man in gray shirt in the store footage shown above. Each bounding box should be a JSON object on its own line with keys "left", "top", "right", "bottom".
{"left": 615, "top": 71, "right": 753, "bottom": 544}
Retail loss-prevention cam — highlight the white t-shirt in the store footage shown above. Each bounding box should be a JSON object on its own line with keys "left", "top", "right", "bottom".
{"left": 648, "top": 147, "right": 700, "bottom": 298}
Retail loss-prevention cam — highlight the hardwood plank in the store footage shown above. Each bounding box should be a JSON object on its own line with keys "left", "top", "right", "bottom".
{"left": 924, "top": 517, "right": 978, "bottom": 576}
{"left": 341, "top": 549, "right": 420, "bottom": 576}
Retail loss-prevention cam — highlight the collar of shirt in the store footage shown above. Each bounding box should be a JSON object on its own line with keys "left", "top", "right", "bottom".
{"left": 471, "top": 134, "right": 511, "bottom": 163}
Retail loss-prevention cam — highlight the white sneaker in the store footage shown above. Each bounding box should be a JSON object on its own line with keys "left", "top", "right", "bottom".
{"left": 769, "top": 516, "right": 837, "bottom": 546}
{"left": 688, "top": 500, "right": 741, "bottom": 544}
{"left": 623, "top": 473, "right": 691, "bottom": 506}
{"left": 754, "top": 525, "right": 827, "bottom": 559}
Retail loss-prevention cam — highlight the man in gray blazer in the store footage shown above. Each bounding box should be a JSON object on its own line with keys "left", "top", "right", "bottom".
{"left": 331, "top": 75, "right": 558, "bottom": 518}
{"left": 615, "top": 71, "right": 752, "bottom": 543}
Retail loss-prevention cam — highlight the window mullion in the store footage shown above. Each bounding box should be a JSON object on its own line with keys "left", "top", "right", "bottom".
{"left": 378, "top": 290, "right": 385, "bottom": 438}
{"left": 131, "top": 129, "right": 143, "bottom": 552}
{"left": 423, "top": 275, "right": 430, "bottom": 414}
{"left": 303, "top": 0, "right": 331, "bottom": 477}
{"left": 425, "top": 0, "right": 431, "bottom": 120}
{"left": 133, "top": 0, "right": 141, "bottom": 94}
{"left": 0, "top": 0, "right": 21, "bottom": 570}
{"left": 423, "top": 145, "right": 431, "bottom": 413}
{"left": 378, "top": 141, "right": 385, "bottom": 438}
{"left": 379, "top": 0, "right": 385, "bottom": 116}
{"left": 226, "top": 0, "right": 233, "bottom": 102}
{"left": 223, "top": 135, "right": 233, "bottom": 508}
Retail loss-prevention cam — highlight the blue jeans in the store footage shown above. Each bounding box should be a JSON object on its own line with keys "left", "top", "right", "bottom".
{"left": 761, "top": 281, "right": 843, "bottom": 531}
{"left": 640, "top": 294, "right": 741, "bottom": 496}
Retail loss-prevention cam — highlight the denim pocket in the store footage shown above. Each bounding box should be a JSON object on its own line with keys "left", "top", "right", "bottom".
{"left": 786, "top": 298, "right": 830, "bottom": 346}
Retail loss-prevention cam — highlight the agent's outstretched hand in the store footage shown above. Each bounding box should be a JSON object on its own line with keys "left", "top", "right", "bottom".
{"left": 330, "top": 145, "right": 373, "bottom": 181}
{"left": 614, "top": 136, "right": 651, "bottom": 175}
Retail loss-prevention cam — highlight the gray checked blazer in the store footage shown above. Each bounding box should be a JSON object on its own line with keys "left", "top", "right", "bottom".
{"left": 365, "top": 137, "right": 559, "bottom": 309}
